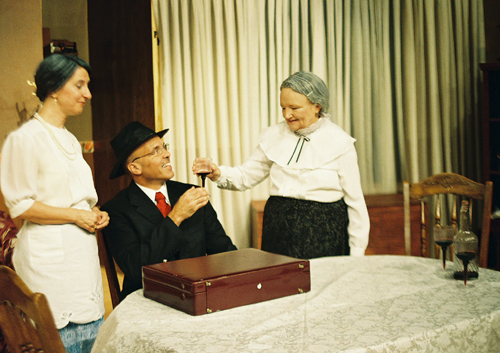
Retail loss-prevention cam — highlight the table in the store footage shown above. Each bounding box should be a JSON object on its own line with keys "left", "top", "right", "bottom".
{"left": 91, "top": 255, "right": 500, "bottom": 353}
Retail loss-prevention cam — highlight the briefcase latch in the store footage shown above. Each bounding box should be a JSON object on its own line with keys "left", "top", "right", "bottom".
{"left": 206, "top": 281, "right": 212, "bottom": 287}
{"left": 299, "top": 263, "right": 304, "bottom": 269}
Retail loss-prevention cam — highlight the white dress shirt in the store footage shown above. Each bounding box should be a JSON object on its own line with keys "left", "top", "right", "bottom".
{"left": 135, "top": 182, "right": 171, "bottom": 206}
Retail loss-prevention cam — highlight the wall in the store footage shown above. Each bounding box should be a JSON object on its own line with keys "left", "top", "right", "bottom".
{"left": 0, "top": 0, "right": 42, "bottom": 148}
{"left": 42, "top": 0, "right": 92, "bottom": 141}
{"left": 0, "top": 0, "right": 92, "bottom": 146}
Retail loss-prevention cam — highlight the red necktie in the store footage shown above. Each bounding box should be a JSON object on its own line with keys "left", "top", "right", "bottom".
{"left": 155, "top": 192, "right": 171, "bottom": 217}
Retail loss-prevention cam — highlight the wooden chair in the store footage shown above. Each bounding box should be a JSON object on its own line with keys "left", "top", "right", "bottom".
{"left": 0, "top": 265, "right": 66, "bottom": 353}
{"left": 403, "top": 173, "right": 493, "bottom": 268}
{"left": 96, "top": 229, "right": 121, "bottom": 308}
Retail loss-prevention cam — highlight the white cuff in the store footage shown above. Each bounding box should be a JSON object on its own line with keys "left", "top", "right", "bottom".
{"left": 215, "top": 167, "right": 229, "bottom": 189}
{"left": 349, "top": 246, "right": 366, "bottom": 256}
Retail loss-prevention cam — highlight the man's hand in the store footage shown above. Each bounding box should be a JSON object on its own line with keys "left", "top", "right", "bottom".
{"left": 168, "top": 187, "right": 209, "bottom": 226}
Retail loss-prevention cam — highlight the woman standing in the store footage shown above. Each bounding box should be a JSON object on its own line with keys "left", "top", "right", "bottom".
{"left": 0, "top": 54, "right": 109, "bottom": 352}
{"left": 195, "top": 71, "right": 369, "bottom": 259}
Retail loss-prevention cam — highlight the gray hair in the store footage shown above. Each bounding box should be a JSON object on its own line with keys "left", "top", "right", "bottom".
{"left": 35, "top": 54, "right": 92, "bottom": 102}
{"left": 280, "top": 71, "right": 329, "bottom": 116}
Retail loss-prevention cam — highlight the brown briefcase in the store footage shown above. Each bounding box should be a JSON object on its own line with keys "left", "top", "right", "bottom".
{"left": 142, "top": 248, "right": 311, "bottom": 315}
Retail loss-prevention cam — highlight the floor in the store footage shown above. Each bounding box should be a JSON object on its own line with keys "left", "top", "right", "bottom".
{"left": 101, "top": 266, "right": 124, "bottom": 319}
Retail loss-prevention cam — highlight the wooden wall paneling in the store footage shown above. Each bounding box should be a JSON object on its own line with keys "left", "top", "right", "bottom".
{"left": 251, "top": 200, "right": 267, "bottom": 249}
{"left": 88, "top": 0, "right": 155, "bottom": 205}
{"left": 364, "top": 194, "right": 422, "bottom": 256}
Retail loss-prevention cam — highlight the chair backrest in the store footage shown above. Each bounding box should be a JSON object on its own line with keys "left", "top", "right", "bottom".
{"left": 403, "top": 173, "right": 493, "bottom": 268}
{"left": 0, "top": 265, "right": 66, "bottom": 353}
{"left": 96, "top": 229, "right": 121, "bottom": 308}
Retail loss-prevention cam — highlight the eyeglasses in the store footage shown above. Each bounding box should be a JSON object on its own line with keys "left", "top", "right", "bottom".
{"left": 132, "top": 143, "right": 169, "bottom": 162}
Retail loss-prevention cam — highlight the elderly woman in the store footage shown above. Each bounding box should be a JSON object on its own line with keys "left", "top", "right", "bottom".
{"left": 196, "top": 71, "right": 369, "bottom": 259}
{"left": 0, "top": 54, "right": 109, "bottom": 352}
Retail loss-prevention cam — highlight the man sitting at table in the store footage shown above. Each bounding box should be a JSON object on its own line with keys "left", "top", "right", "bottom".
{"left": 101, "top": 122, "right": 237, "bottom": 299}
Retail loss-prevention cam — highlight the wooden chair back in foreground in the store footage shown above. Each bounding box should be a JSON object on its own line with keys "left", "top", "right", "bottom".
{"left": 0, "top": 265, "right": 66, "bottom": 353}
{"left": 403, "top": 173, "right": 493, "bottom": 268}
{"left": 96, "top": 229, "right": 121, "bottom": 308}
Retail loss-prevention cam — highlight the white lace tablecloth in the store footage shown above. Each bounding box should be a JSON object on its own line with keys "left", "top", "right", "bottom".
{"left": 91, "top": 255, "right": 500, "bottom": 353}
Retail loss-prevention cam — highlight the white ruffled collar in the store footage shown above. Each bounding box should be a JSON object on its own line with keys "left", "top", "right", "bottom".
{"left": 294, "top": 117, "right": 326, "bottom": 137}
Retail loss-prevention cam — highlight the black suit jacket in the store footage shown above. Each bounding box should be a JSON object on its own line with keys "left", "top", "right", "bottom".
{"left": 101, "top": 180, "right": 237, "bottom": 299}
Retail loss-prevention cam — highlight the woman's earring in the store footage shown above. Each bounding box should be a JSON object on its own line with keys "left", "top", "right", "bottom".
{"left": 54, "top": 98, "right": 58, "bottom": 105}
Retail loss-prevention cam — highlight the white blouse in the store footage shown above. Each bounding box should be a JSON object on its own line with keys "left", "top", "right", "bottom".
{"left": 0, "top": 118, "right": 104, "bottom": 328}
{"left": 216, "top": 118, "right": 370, "bottom": 256}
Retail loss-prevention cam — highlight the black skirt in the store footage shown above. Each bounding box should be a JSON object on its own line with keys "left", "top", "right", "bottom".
{"left": 261, "top": 196, "right": 349, "bottom": 259}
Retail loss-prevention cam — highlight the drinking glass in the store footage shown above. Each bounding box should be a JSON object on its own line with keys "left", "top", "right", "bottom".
{"left": 453, "top": 235, "right": 478, "bottom": 286}
{"left": 434, "top": 225, "right": 455, "bottom": 270}
{"left": 193, "top": 158, "right": 212, "bottom": 187}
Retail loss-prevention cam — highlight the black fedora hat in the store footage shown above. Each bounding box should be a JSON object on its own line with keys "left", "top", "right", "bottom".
{"left": 109, "top": 122, "right": 169, "bottom": 179}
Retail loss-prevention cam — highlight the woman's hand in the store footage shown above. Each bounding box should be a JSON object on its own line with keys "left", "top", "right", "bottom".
{"left": 73, "top": 208, "right": 109, "bottom": 233}
{"left": 207, "top": 162, "right": 221, "bottom": 181}
{"left": 73, "top": 209, "right": 102, "bottom": 233}
{"left": 20, "top": 201, "right": 109, "bottom": 233}
{"left": 92, "top": 207, "right": 110, "bottom": 232}
{"left": 192, "top": 158, "right": 221, "bottom": 181}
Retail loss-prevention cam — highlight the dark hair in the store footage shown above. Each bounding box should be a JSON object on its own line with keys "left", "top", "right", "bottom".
{"left": 34, "top": 54, "right": 92, "bottom": 102}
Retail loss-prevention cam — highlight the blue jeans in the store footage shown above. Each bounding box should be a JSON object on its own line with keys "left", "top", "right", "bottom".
{"left": 58, "top": 317, "right": 104, "bottom": 353}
